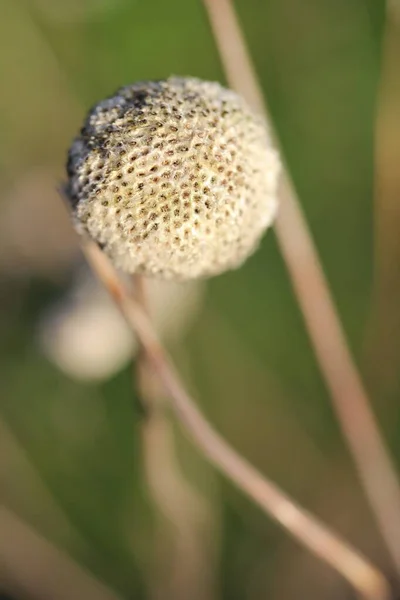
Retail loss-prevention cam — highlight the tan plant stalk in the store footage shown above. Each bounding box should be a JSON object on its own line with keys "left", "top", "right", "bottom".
{"left": 133, "top": 274, "right": 217, "bottom": 600}
{"left": 0, "top": 505, "right": 122, "bottom": 600}
{"left": 365, "top": 3, "right": 400, "bottom": 404}
{"left": 201, "top": 0, "right": 400, "bottom": 576}
{"left": 82, "top": 238, "right": 390, "bottom": 600}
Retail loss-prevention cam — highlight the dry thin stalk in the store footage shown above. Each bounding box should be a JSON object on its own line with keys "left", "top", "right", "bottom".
{"left": 365, "top": 7, "right": 400, "bottom": 401}
{"left": 0, "top": 505, "right": 122, "bottom": 600}
{"left": 82, "top": 239, "right": 390, "bottom": 600}
{"left": 140, "top": 407, "right": 218, "bottom": 600}
{"left": 202, "top": 0, "right": 400, "bottom": 576}
{"left": 133, "top": 274, "right": 216, "bottom": 600}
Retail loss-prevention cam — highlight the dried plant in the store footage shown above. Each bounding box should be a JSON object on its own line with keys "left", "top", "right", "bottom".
{"left": 3, "top": 3, "right": 394, "bottom": 600}
{"left": 66, "top": 77, "right": 279, "bottom": 279}
{"left": 63, "top": 68, "right": 392, "bottom": 598}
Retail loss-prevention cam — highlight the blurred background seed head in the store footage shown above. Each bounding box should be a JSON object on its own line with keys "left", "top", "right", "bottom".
{"left": 38, "top": 268, "right": 204, "bottom": 381}
{"left": 1, "top": 0, "right": 398, "bottom": 599}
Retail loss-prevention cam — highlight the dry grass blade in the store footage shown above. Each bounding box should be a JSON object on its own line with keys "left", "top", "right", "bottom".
{"left": 202, "top": 0, "right": 400, "bottom": 577}
{"left": 82, "top": 239, "right": 390, "bottom": 600}
{"left": 0, "top": 506, "right": 122, "bottom": 600}
{"left": 365, "top": 5, "right": 400, "bottom": 405}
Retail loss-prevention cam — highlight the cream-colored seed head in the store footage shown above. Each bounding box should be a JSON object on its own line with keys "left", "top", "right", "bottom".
{"left": 66, "top": 77, "right": 280, "bottom": 280}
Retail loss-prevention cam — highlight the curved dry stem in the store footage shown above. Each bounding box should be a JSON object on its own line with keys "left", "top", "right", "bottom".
{"left": 132, "top": 274, "right": 217, "bottom": 600}
{"left": 82, "top": 239, "right": 390, "bottom": 600}
{"left": 202, "top": 0, "right": 400, "bottom": 577}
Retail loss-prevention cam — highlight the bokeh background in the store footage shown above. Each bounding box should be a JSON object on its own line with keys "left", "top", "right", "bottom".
{"left": 1, "top": 0, "right": 400, "bottom": 599}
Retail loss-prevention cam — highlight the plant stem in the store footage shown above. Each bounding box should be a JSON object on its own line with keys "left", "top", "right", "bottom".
{"left": 202, "top": 0, "right": 400, "bottom": 577}
{"left": 0, "top": 505, "right": 121, "bottom": 600}
{"left": 82, "top": 239, "right": 390, "bottom": 600}
{"left": 132, "top": 274, "right": 216, "bottom": 600}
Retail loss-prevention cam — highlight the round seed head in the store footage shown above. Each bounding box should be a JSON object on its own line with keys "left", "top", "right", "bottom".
{"left": 66, "top": 77, "right": 280, "bottom": 280}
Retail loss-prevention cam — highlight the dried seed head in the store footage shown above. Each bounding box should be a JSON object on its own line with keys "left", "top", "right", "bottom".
{"left": 66, "top": 77, "right": 280, "bottom": 280}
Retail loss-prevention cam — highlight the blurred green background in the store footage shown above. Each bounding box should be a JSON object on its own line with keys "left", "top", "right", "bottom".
{"left": 1, "top": 0, "right": 400, "bottom": 598}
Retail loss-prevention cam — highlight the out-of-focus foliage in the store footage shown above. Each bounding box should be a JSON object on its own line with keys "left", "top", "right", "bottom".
{"left": 1, "top": 0, "right": 399, "bottom": 599}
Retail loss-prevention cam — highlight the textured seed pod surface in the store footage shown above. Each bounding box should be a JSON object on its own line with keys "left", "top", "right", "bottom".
{"left": 66, "top": 77, "right": 280, "bottom": 280}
